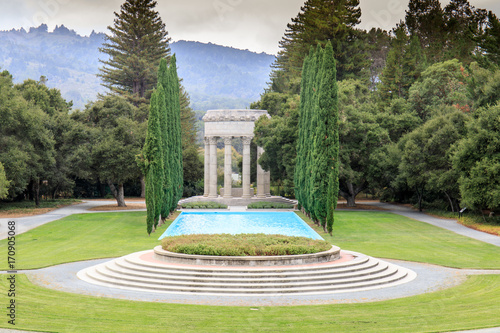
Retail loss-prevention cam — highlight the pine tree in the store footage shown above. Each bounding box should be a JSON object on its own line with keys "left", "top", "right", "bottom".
{"left": 271, "top": 0, "right": 367, "bottom": 92}
{"left": 405, "top": 0, "right": 446, "bottom": 62}
{"left": 477, "top": 11, "right": 500, "bottom": 67}
{"left": 98, "top": 0, "right": 171, "bottom": 105}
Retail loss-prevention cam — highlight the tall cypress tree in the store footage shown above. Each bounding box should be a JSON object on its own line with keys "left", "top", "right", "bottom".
{"left": 295, "top": 43, "right": 339, "bottom": 232}
{"left": 157, "top": 59, "right": 172, "bottom": 222}
{"left": 169, "top": 55, "right": 184, "bottom": 210}
{"left": 99, "top": 0, "right": 171, "bottom": 105}
{"left": 141, "top": 91, "right": 163, "bottom": 234}
{"left": 294, "top": 48, "right": 312, "bottom": 209}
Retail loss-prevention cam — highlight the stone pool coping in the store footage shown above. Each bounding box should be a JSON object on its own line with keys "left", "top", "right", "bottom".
{"left": 153, "top": 245, "right": 341, "bottom": 266}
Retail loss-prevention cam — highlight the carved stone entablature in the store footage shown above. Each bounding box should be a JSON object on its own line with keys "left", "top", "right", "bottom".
{"left": 202, "top": 109, "right": 270, "bottom": 122}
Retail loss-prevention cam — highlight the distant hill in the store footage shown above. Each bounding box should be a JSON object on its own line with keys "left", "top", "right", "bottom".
{"left": 0, "top": 25, "right": 275, "bottom": 110}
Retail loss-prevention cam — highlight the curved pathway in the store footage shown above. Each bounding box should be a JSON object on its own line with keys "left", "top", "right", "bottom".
{"left": 347, "top": 202, "right": 500, "bottom": 247}
{"left": 0, "top": 200, "right": 145, "bottom": 240}
{"left": 1, "top": 201, "right": 499, "bottom": 304}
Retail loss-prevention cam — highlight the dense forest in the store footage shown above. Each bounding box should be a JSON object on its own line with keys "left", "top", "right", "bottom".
{"left": 0, "top": 25, "right": 275, "bottom": 110}
{"left": 252, "top": 0, "right": 500, "bottom": 214}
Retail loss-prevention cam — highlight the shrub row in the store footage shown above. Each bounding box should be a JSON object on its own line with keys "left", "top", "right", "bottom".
{"left": 247, "top": 202, "right": 294, "bottom": 209}
{"left": 161, "top": 233, "right": 330, "bottom": 256}
{"left": 180, "top": 201, "right": 228, "bottom": 209}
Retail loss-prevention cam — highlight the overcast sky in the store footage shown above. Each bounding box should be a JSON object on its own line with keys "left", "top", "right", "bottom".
{"left": 1, "top": 0, "right": 499, "bottom": 54}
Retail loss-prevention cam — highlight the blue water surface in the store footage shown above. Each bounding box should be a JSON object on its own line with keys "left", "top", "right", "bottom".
{"left": 158, "top": 212, "right": 323, "bottom": 240}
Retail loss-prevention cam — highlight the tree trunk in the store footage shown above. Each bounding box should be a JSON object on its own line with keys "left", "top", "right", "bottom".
{"left": 140, "top": 176, "right": 146, "bottom": 198}
{"left": 33, "top": 179, "right": 40, "bottom": 207}
{"left": 108, "top": 181, "right": 127, "bottom": 207}
{"left": 416, "top": 186, "right": 424, "bottom": 212}
{"left": 444, "top": 191, "right": 455, "bottom": 213}
{"left": 98, "top": 181, "right": 106, "bottom": 198}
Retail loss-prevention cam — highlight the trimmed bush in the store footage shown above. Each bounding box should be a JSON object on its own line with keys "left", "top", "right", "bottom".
{"left": 247, "top": 201, "right": 294, "bottom": 209}
{"left": 161, "top": 233, "right": 330, "bottom": 256}
{"left": 180, "top": 201, "right": 228, "bottom": 209}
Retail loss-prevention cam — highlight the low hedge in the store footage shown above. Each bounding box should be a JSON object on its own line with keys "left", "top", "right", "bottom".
{"left": 247, "top": 202, "right": 294, "bottom": 209}
{"left": 180, "top": 201, "right": 228, "bottom": 209}
{"left": 161, "top": 233, "right": 330, "bottom": 256}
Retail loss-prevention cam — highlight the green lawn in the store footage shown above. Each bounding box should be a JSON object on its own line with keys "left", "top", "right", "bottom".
{"left": 2, "top": 210, "right": 499, "bottom": 270}
{"left": 298, "top": 211, "right": 500, "bottom": 269}
{"left": 0, "top": 211, "right": 171, "bottom": 270}
{"left": 1, "top": 210, "right": 499, "bottom": 332}
{"left": 1, "top": 274, "right": 499, "bottom": 332}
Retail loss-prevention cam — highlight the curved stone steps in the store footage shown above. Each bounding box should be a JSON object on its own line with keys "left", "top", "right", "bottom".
{"left": 94, "top": 261, "right": 398, "bottom": 288}
{"left": 78, "top": 250, "right": 416, "bottom": 296}
{"left": 106, "top": 258, "right": 390, "bottom": 284}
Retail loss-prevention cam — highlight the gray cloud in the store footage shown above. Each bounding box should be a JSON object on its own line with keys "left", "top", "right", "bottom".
{"left": 0, "top": 0, "right": 499, "bottom": 54}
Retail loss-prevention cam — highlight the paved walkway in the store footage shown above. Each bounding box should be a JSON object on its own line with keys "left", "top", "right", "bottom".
{"left": 1, "top": 200, "right": 499, "bottom": 331}
{"left": 0, "top": 200, "right": 146, "bottom": 240}
{"left": 340, "top": 201, "right": 500, "bottom": 247}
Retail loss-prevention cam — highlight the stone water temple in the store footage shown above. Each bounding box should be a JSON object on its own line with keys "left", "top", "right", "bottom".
{"left": 202, "top": 109, "right": 271, "bottom": 199}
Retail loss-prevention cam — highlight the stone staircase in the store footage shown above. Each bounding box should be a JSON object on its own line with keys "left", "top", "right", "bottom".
{"left": 77, "top": 250, "right": 416, "bottom": 296}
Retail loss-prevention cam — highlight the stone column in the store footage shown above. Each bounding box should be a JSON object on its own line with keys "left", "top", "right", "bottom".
{"left": 256, "top": 146, "right": 266, "bottom": 198}
{"left": 208, "top": 136, "right": 218, "bottom": 198}
{"left": 242, "top": 136, "right": 252, "bottom": 198}
{"left": 223, "top": 136, "right": 233, "bottom": 198}
{"left": 265, "top": 170, "right": 271, "bottom": 197}
{"left": 203, "top": 137, "right": 210, "bottom": 197}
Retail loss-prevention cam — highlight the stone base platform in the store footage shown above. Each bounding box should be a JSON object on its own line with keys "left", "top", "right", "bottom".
{"left": 179, "top": 195, "right": 297, "bottom": 207}
{"left": 77, "top": 249, "right": 416, "bottom": 296}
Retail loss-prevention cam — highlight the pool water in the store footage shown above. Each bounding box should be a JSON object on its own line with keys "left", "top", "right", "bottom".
{"left": 158, "top": 212, "right": 323, "bottom": 240}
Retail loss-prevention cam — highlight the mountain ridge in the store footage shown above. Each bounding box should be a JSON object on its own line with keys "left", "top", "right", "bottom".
{"left": 0, "top": 25, "right": 275, "bottom": 110}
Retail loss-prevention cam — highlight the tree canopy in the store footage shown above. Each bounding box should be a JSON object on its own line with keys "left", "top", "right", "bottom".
{"left": 98, "top": 0, "right": 171, "bottom": 105}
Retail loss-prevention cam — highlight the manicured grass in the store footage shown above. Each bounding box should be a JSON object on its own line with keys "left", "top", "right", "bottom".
{"left": 0, "top": 211, "right": 174, "bottom": 270}
{"left": 1, "top": 273, "right": 499, "bottom": 332}
{"left": 2, "top": 210, "right": 499, "bottom": 270}
{"left": 180, "top": 201, "right": 228, "bottom": 209}
{"left": 247, "top": 201, "right": 294, "bottom": 209}
{"left": 297, "top": 211, "right": 500, "bottom": 269}
{"left": 0, "top": 199, "right": 81, "bottom": 216}
{"left": 162, "top": 233, "right": 331, "bottom": 256}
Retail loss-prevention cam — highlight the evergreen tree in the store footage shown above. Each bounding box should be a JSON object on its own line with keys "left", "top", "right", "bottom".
{"left": 311, "top": 42, "right": 339, "bottom": 232}
{"left": 477, "top": 11, "right": 500, "bottom": 68}
{"left": 379, "top": 25, "right": 426, "bottom": 102}
{"left": 405, "top": 0, "right": 446, "bottom": 62}
{"left": 169, "top": 55, "right": 184, "bottom": 210}
{"left": 294, "top": 43, "right": 339, "bottom": 231}
{"left": 271, "top": 0, "right": 367, "bottom": 92}
{"left": 141, "top": 90, "right": 163, "bottom": 234}
{"left": 443, "top": 0, "right": 486, "bottom": 64}
{"left": 157, "top": 59, "right": 171, "bottom": 222}
{"left": 98, "top": 0, "right": 171, "bottom": 105}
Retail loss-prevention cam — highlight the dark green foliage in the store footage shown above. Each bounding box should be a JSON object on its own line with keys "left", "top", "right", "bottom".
{"left": 294, "top": 43, "right": 339, "bottom": 232}
{"left": 141, "top": 56, "right": 183, "bottom": 233}
{"left": 141, "top": 91, "right": 163, "bottom": 233}
{"left": 398, "top": 107, "right": 469, "bottom": 212}
{"left": 0, "top": 162, "right": 10, "bottom": 199}
{"left": 452, "top": 105, "right": 500, "bottom": 211}
{"left": 161, "top": 233, "right": 330, "bottom": 256}
{"left": 98, "top": 0, "right": 171, "bottom": 105}
{"left": 379, "top": 25, "right": 427, "bottom": 102}
{"left": 247, "top": 202, "right": 294, "bottom": 209}
{"left": 270, "top": 0, "right": 367, "bottom": 93}
{"left": 0, "top": 71, "right": 58, "bottom": 203}
{"left": 476, "top": 11, "right": 500, "bottom": 67}
{"left": 180, "top": 201, "right": 228, "bottom": 209}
